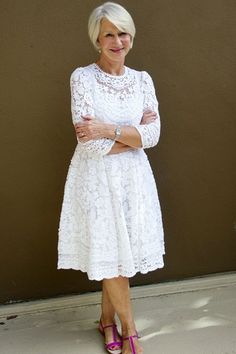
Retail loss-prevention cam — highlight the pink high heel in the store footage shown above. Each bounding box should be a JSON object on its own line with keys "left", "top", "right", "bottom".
{"left": 122, "top": 331, "right": 141, "bottom": 354}
{"left": 98, "top": 319, "right": 123, "bottom": 354}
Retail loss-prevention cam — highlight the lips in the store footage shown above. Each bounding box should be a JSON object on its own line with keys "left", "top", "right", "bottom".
{"left": 110, "top": 48, "right": 124, "bottom": 52}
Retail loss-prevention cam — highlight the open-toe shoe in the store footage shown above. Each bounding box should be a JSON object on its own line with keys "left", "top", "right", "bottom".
{"left": 99, "top": 319, "right": 123, "bottom": 354}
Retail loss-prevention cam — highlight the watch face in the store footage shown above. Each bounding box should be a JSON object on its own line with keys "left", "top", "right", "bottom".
{"left": 115, "top": 126, "right": 121, "bottom": 135}
{"left": 114, "top": 126, "right": 121, "bottom": 140}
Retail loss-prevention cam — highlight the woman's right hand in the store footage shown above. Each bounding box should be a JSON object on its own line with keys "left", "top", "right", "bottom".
{"left": 141, "top": 110, "right": 157, "bottom": 125}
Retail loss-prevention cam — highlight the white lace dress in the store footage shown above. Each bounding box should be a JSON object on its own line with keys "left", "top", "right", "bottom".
{"left": 57, "top": 63, "right": 165, "bottom": 280}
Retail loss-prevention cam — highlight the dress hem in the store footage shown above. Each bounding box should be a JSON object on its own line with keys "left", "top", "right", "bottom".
{"left": 57, "top": 261, "right": 165, "bottom": 281}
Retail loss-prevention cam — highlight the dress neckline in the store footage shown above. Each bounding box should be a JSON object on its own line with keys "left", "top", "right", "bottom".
{"left": 92, "top": 63, "right": 127, "bottom": 78}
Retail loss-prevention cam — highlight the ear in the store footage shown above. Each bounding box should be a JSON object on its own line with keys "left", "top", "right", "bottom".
{"left": 130, "top": 36, "right": 134, "bottom": 49}
{"left": 96, "top": 43, "right": 101, "bottom": 52}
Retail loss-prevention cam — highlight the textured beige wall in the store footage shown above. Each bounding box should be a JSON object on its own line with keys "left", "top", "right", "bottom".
{"left": 0, "top": 0, "right": 236, "bottom": 303}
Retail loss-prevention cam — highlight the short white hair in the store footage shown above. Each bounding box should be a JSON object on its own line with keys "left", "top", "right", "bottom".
{"left": 88, "top": 2, "right": 136, "bottom": 51}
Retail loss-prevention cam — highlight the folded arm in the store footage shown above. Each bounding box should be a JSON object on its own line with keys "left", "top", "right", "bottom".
{"left": 72, "top": 69, "right": 161, "bottom": 155}
{"left": 70, "top": 68, "right": 116, "bottom": 157}
{"left": 75, "top": 109, "right": 157, "bottom": 152}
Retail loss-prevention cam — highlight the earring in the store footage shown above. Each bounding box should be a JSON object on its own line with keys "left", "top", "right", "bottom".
{"left": 98, "top": 49, "right": 101, "bottom": 53}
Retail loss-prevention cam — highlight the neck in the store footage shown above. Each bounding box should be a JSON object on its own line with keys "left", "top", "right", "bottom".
{"left": 96, "top": 56, "right": 125, "bottom": 76}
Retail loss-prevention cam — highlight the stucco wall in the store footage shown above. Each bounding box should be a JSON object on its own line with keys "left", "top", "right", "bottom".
{"left": 0, "top": 0, "right": 235, "bottom": 303}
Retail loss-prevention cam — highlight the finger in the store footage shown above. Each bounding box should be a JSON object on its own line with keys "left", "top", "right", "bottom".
{"left": 76, "top": 129, "right": 86, "bottom": 136}
{"left": 81, "top": 115, "right": 93, "bottom": 120}
{"left": 144, "top": 110, "right": 157, "bottom": 115}
{"left": 142, "top": 116, "right": 156, "bottom": 122}
{"left": 75, "top": 128, "right": 84, "bottom": 134}
{"left": 145, "top": 111, "right": 157, "bottom": 117}
{"left": 142, "top": 117, "right": 156, "bottom": 124}
{"left": 143, "top": 114, "right": 155, "bottom": 120}
{"left": 145, "top": 115, "right": 157, "bottom": 121}
{"left": 76, "top": 123, "right": 88, "bottom": 130}
{"left": 74, "top": 123, "right": 81, "bottom": 128}
{"left": 148, "top": 118, "right": 157, "bottom": 123}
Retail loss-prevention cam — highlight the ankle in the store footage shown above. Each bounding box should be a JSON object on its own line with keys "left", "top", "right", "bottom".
{"left": 100, "top": 314, "right": 116, "bottom": 325}
{"left": 121, "top": 321, "right": 137, "bottom": 337}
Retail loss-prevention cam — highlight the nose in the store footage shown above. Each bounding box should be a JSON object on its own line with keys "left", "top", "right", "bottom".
{"left": 113, "top": 35, "right": 122, "bottom": 46}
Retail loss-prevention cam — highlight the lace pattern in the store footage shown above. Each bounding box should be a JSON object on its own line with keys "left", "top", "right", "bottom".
{"left": 134, "top": 71, "right": 161, "bottom": 148}
{"left": 70, "top": 67, "right": 115, "bottom": 157}
{"left": 57, "top": 64, "right": 165, "bottom": 280}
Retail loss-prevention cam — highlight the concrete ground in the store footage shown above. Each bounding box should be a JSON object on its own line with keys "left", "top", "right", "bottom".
{"left": 0, "top": 273, "right": 236, "bottom": 354}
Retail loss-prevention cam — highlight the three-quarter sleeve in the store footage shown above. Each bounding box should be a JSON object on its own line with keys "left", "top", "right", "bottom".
{"left": 70, "top": 68, "right": 115, "bottom": 156}
{"left": 134, "top": 71, "right": 161, "bottom": 149}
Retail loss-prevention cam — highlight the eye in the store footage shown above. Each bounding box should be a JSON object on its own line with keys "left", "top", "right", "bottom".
{"left": 105, "top": 33, "right": 113, "bottom": 37}
{"left": 119, "top": 32, "right": 128, "bottom": 37}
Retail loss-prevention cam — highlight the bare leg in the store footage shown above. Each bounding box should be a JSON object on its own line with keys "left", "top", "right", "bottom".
{"left": 103, "top": 276, "right": 143, "bottom": 354}
{"left": 101, "top": 283, "right": 116, "bottom": 323}
{"left": 100, "top": 283, "right": 122, "bottom": 348}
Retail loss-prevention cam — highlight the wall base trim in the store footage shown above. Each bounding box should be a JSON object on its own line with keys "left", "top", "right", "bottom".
{"left": 0, "top": 271, "right": 235, "bottom": 318}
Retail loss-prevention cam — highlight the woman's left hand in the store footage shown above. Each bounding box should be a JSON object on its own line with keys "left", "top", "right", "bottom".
{"left": 141, "top": 110, "right": 157, "bottom": 125}
{"left": 75, "top": 115, "right": 106, "bottom": 142}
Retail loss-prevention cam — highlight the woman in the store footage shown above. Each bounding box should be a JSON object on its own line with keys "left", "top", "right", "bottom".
{"left": 57, "top": 2, "right": 165, "bottom": 354}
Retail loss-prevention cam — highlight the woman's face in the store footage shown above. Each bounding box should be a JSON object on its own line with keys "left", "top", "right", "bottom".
{"left": 97, "top": 18, "right": 131, "bottom": 62}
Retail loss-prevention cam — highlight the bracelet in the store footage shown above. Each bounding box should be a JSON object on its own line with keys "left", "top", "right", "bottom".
{"left": 114, "top": 125, "right": 122, "bottom": 141}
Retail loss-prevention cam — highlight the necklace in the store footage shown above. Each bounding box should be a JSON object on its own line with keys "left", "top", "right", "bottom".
{"left": 95, "top": 61, "right": 125, "bottom": 76}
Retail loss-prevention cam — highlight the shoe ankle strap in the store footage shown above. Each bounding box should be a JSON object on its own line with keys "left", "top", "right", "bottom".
{"left": 102, "top": 323, "right": 117, "bottom": 329}
{"left": 123, "top": 334, "right": 139, "bottom": 340}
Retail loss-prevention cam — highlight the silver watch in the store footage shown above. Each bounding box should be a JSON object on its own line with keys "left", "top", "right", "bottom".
{"left": 114, "top": 125, "right": 122, "bottom": 140}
